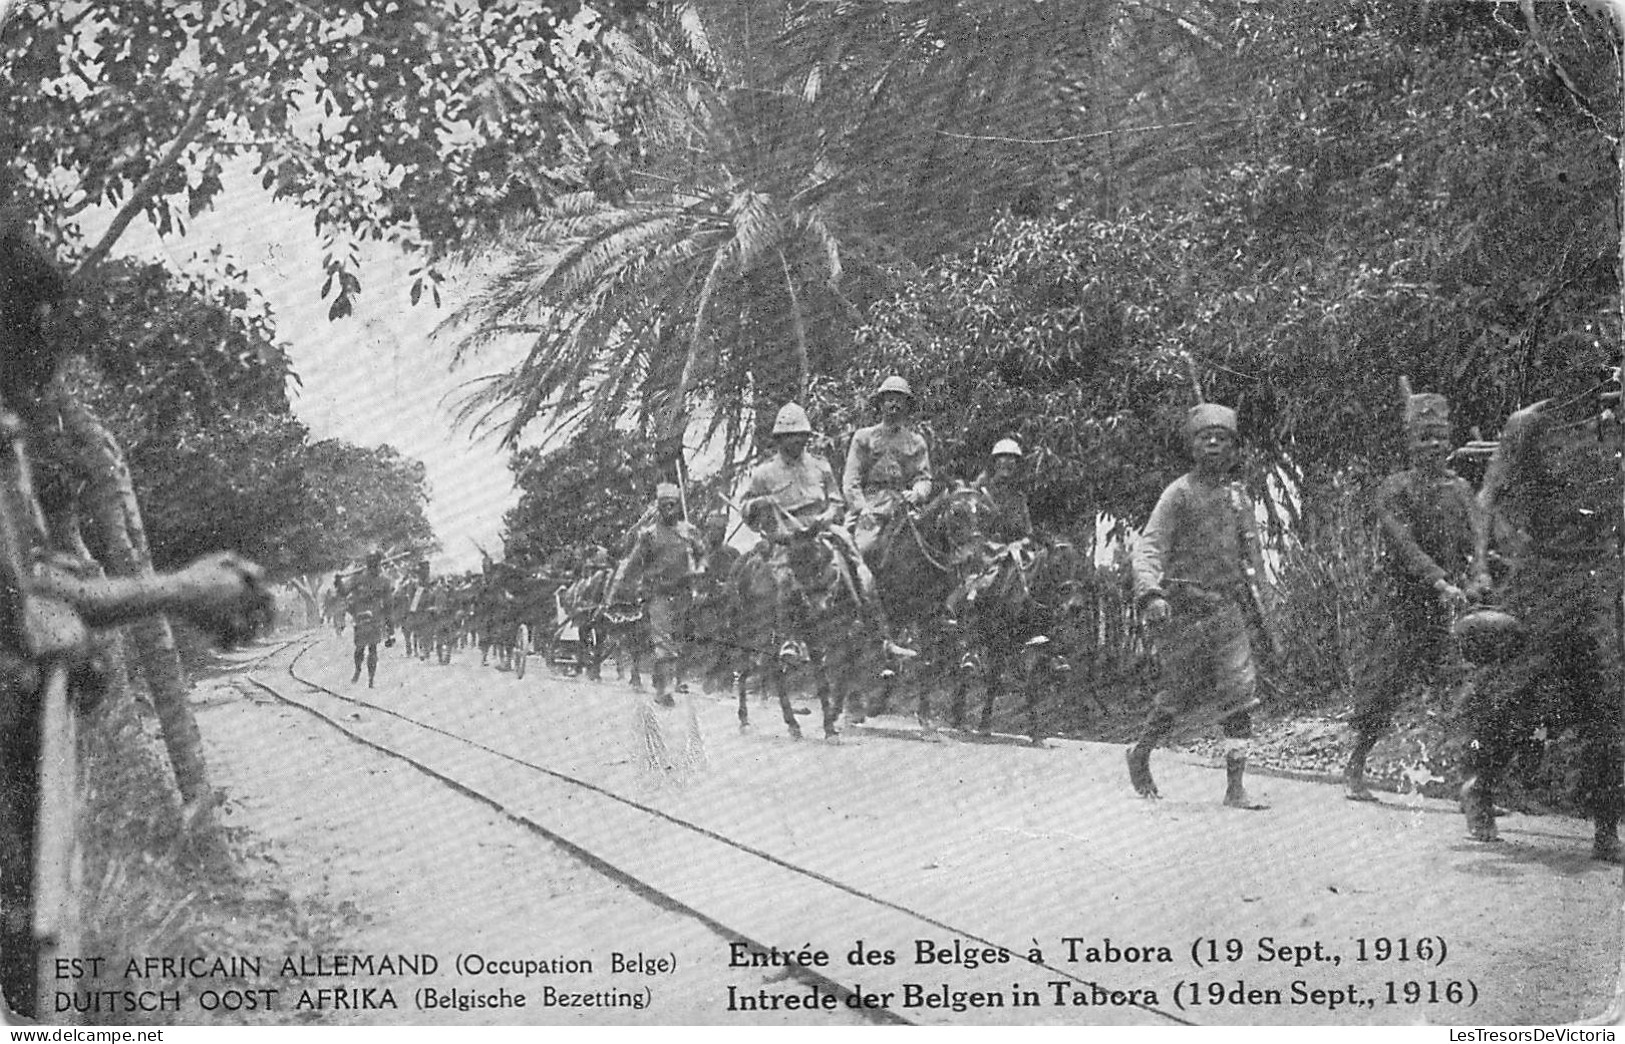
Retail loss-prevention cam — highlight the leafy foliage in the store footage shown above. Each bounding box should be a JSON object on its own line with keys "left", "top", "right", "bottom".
{"left": 441, "top": 0, "right": 1238, "bottom": 456}
{"left": 501, "top": 430, "right": 658, "bottom": 567}
{"left": 57, "top": 258, "right": 434, "bottom": 576}
{"left": 1, "top": 0, "right": 648, "bottom": 311}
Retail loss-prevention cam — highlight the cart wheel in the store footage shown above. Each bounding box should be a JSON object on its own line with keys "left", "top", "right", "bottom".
{"left": 515, "top": 624, "right": 529, "bottom": 679}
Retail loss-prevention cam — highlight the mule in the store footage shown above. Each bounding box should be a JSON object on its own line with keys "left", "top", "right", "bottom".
{"left": 950, "top": 538, "right": 1091, "bottom": 745}
{"left": 866, "top": 486, "right": 992, "bottom": 737}
{"left": 728, "top": 531, "right": 864, "bottom": 741}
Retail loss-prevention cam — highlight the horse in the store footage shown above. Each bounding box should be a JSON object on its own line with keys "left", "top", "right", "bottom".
{"left": 865, "top": 485, "right": 993, "bottom": 735}
{"left": 728, "top": 529, "right": 866, "bottom": 741}
{"left": 950, "top": 536, "right": 1091, "bottom": 745}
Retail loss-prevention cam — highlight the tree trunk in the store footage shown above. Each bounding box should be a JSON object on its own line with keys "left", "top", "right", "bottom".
{"left": 289, "top": 573, "right": 324, "bottom": 629}
{"left": 55, "top": 395, "right": 221, "bottom": 851}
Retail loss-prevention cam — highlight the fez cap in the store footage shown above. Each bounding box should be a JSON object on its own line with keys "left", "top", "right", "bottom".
{"left": 1405, "top": 393, "right": 1450, "bottom": 430}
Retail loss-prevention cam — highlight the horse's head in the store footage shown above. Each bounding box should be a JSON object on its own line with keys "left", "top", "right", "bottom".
{"left": 783, "top": 530, "right": 839, "bottom": 594}
{"left": 929, "top": 484, "right": 995, "bottom": 564}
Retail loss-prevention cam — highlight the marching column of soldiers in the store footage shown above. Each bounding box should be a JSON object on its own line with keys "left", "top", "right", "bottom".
{"left": 335, "top": 361, "right": 1617, "bottom": 867}
{"left": 712, "top": 365, "right": 1619, "bottom": 863}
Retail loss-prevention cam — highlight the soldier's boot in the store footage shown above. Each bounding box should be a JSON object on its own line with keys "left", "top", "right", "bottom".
{"left": 1126, "top": 741, "right": 1159, "bottom": 799}
{"left": 652, "top": 664, "right": 675, "bottom": 708}
{"left": 1593, "top": 813, "right": 1621, "bottom": 864}
{"left": 1343, "top": 730, "right": 1380, "bottom": 803}
{"left": 1460, "top": 776, "right": 1501, "bottom": 843}
{"left": 1222, "top": 754, "right": 1269, "bottom": 810}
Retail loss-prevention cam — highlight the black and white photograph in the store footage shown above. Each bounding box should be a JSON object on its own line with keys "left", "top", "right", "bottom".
{"left": 0, "top": 0, "right": 1621, "bottom": 1031}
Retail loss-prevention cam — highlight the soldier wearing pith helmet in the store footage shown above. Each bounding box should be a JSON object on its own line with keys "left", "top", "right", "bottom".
{"left": 743, "top": 401, "right": 910, "bottom": 660}
{"left": 1128, "top": 402, "right": 1271, "bottom": 810}
{"left": 843, "top": 375, "right": 934, "bottom": 560}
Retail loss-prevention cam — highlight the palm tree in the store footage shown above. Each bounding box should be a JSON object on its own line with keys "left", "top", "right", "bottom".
{"left": 439, "top": 0, "right": 1241, "bottom": 467}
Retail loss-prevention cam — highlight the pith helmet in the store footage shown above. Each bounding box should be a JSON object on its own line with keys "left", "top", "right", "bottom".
{"left": 991, "top": 438, "right": 1023, "bottom": 458}
{"left": 772, "top": 402, "right": 813, "bottom": 436}
{"left": 366, "top": 549, "right": 384, "bottom": 566}
{"left": 655, "top": 481, "right": 681, "bottom": 501}
{"left": 874, "top": 375, "right": 914, "bottom": 401}
{"left": 1184, "top": 403, "right": 1238, "bottom": 440}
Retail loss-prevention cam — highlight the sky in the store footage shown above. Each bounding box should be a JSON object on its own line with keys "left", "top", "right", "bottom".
{"left": 108, "top": 167, "right": 529, "bottom": 573}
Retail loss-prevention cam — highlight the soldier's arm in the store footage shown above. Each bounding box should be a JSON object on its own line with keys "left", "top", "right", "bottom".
{"left": 32, "top": 551, "right": 268, "bottom": 640}
{"left": 814, "top": 458, "right": 845, "bottom": 527}
{"left": 1131, "top": 481, "right": 1182, "bottom": 605}
{"left": 610, "top": 531, "right": 647, "bottom": 600}
{"left": 1474, "top": 405, "right": 1539, "bottom": 575}
{"left": 907, "top": 437, "right": 934, "bottom": 504}
{"left": 841, "top": 431, "right": 868, "bottom": 512}
{"left": 1376, "top": 473, "right": 1450, "bottom": 585}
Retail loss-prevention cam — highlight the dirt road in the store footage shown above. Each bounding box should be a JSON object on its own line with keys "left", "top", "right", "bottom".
{"left": 179, "top": 633, "right": 1619, "bottom": 1027}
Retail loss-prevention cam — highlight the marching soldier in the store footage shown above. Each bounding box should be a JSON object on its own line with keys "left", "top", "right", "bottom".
{"left": 1459, "top": 341, "right": 1622, "bottom": 862}
{"left": 1127, "top": 402, "right": 1272, "bottom": 810}
{"left": 1344, "top": 390, "right": 1489, "bottom": 801}
{"left": 843, "top": 375, "right": 933, "bottom": 561}
{"left": 612, "top": 482, "right": 707, "bottom": 707}
{"left": 346, "top": 549, "right": 395, "bottom": 686}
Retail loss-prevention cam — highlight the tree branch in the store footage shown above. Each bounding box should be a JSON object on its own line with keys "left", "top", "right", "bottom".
{"left": 73, "top": 83, "right": 223, "bottom": 278}
{"left": 72, "top": 3, "right": 275, "bottom": 277}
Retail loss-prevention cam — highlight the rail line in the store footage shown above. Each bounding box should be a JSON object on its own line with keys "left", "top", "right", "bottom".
{"left": 238, "top": 634, "right": 1195, "bottom": 1027}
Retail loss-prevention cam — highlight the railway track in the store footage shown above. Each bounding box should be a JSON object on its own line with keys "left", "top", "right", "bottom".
{"left": 237, "top": 634, "right": 1192, "bottom": 1027}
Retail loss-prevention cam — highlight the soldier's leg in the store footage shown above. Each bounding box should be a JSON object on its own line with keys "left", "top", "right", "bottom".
{"left": 352, "top": 632, "right": 364, "bottom": 682}
{"left": 1127, "top": 707, "right": 1174, "bottom": 798}
{"left": 1127, "top": 618, "right": 1201, "bottom": 799}
{"left": 769, "top": 552, "right": 804, "bottom": 663}
{"left": 1214, "top": 617, "right": 1267, "bottom": 810}
{"left": 366, "top": 641, "right": 379, "bottom": 686}
{"left": 1346, "top": 591, "right": 1429, "bottom": 801}
{"left": 648, "top": 596, "right": 678, "bottom": 707}
{"left": 1459, "top": 657, "right": 1529, "bottom": 843}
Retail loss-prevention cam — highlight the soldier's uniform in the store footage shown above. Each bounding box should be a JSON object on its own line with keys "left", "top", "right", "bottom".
{"left": 1128, "top": 403, "right": 1270, "bottom": 809}
{"left": 617, "top": 484, "right": 707, "bottom": 705}
{"left": 1345, "top": 393, "right": 1486, "bottom": 801}
{"left": 1460, "top": 397, "right": 1622, "bottom": 861}
{"left": 843, "top": 376, "right": 933, "bottom": 559}
{"left": 347, "top": 557, "right": 394, "bottom": 686}
{"left": 742, "top": 402, "right": 914, "bottom": 666}
{"left": 957, "top": 440, "right": 1036, "bottom": 608}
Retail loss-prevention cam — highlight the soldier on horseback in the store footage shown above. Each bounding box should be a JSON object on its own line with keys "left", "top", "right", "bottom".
{"left": 612, "top": 482, "right": 707, "bottom": 707}
{"left": 843, "top": 375, "right": 933, "bottom": 562}
{"left": 956, "top": 438, "right": 1037, "bottom": 610}
{"left": 742, "top": 402, "right": 910, "bottom": 663}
